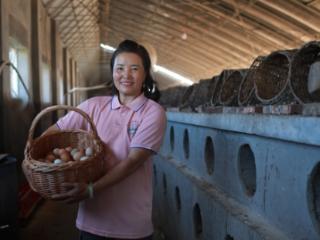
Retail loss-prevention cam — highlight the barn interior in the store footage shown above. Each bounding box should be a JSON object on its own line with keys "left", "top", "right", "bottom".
{"left": 1, "top": 0, "right": 320, "bottom": 240}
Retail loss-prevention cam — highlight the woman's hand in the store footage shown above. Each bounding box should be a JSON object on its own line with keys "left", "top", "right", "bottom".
{"left": 51, "top": 182, "right": 89, "bottom": 204}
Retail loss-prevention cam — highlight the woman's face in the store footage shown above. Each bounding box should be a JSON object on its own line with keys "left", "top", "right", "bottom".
{"left": 113, "top": 52, "right": 146, "bottom": 103}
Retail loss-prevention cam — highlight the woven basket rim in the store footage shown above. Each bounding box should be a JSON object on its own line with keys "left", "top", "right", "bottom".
{"left": 25, "top": 132, "right": 104, "bottom": 172}
{"left": 23, "top": 105, "right": 105, "bottom": 174}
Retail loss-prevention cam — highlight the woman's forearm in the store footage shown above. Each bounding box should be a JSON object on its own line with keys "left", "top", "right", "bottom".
{"left": 42, "top": 124, "right": 60, "bottom": 136}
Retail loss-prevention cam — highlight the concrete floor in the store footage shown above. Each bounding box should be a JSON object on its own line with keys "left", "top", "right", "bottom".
{"left": 18, "top": 200, "right": 166, "bottom": 240}
{"left": 19, "top": 200, "right": 79, "bottom": 240}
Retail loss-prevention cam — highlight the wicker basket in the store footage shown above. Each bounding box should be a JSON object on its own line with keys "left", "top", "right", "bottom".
{"left": 22, "top": 105, "right": 105, "bottom": 199}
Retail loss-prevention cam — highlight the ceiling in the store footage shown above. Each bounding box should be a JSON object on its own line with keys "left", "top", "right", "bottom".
{"left": 42, "top": 0, "right": 320, "bottom": 89}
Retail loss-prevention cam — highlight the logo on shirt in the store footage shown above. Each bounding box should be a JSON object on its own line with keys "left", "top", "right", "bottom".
{"left": 128, "top": 121, "right": 139, "bottom": 139}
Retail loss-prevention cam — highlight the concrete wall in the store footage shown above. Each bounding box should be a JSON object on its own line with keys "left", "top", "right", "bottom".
{"left": 153, "top": 111, "right": 320, "bottom": 240}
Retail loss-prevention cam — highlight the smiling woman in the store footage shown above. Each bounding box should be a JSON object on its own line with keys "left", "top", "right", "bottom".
{"left": 100, "top": 42, "right": 194, "bottom": 86}
{"left": 40, "top": 39, "right": 167, "bottom": 240}
{"left": 112, "top": 52, "right": 146, "bottom": 104}
{"left": 110, "top": 40, "right": 160, "bottom": 102}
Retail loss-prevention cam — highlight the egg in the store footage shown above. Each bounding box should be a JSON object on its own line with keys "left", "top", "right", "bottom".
{"left": 80, "top": 156, "right": 89, "bottom": 161}
{"left": 53, "top": 159, "right": 62, "bottom": 164}
{"left": 59, "top": 148, "right": 67, "bottom": 156}
{"left": 65, "top": 146, "right": 72, "bottom": 152}
{"left": 70, "top": 148, "right": 78, "bottom": 157}
{"left": 60, "top": 152, "right": 72, "bottom": 162}
{"left": 78, "top": 148, "right": 85, "bottom": 155}
{"left": 85, "top": 147, "right": 93, "bottom": 156}
{"left": 53, "top": 148, "right": 60, "bottom": 156}
{"left": 73, "top": 151, "right": 83, "bottom": 161}
{"left": 45, "top": 153, "right": 56, "bottom": 162}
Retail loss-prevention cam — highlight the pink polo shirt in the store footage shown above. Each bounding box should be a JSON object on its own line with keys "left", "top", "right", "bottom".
{"left": 56, "top": 94, "right": 167, "bottom": 238}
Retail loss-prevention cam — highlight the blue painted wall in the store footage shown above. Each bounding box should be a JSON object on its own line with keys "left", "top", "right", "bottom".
{"left": 153, "top": 111, "right": 320, "bottom": 240}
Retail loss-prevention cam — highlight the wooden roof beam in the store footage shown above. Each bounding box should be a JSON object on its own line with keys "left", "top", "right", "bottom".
{"left": 112, "top": 1, "right": 251, "bottom": 63}
{"left": 184, "top": 0, "right": 295, "bottom": 48}
{"left": 258, "top": 0, "right": 320, "bottom": 33}
{"left": 105, "top": 26, "right": 224, "bottom": 70}
{"left": 108, "top": 20, "right": 233, "bottom": 68}
{"left": 157, "top": 1, "right": 269, "bottom": 55}
{"left": 221, "top": 0, "right": 315, "bottom": 41}
{"left": 109, "top": 12, "right": 236, "bottom": 66}
{"left": 117, "top": 0, "right": 256, "bottom": 58}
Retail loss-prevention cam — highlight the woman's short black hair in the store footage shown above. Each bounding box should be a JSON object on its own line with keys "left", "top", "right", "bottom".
{"left": 110, "top": 39, "right": 160, "bottom": 102}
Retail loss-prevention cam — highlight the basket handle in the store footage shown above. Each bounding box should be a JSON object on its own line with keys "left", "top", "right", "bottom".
{"left": 26, "top": 105, "right": 100, "bottom": 149}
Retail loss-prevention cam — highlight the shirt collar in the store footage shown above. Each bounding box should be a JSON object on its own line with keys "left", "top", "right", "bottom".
{"left": 111, "top": 94, "right": 148, "bottom": 112}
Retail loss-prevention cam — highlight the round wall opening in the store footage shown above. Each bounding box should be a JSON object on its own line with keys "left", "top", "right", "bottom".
{"left": 238, "top": 144, "right": 256, "bottom": 197}
{"left": 170, "top": 126, "right": 175, "bottom": 152}
{"left": 308, "top": 162, "right": 320, "bottom": 234}
{"left": 175, "top": 186, "right": 181, "bottom": 211}
{"left": 162, "top": 173, "right": 167, "bottom": 194}
{"left": 225, "top": 234, "right": 234, "bottom": 240}
{"left": 193, "top": 203, "right": 203, "bottom": 238}
{"left": 183, "top": 129, "right": 190, "bottom": 159}
{"left": 204, "top": 136, "right": 215, "bottom": 175}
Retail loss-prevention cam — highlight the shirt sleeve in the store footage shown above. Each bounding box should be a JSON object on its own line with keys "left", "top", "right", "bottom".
{"left": 130, "top": 104, "right": 167, "bottom": 153}
{"left": 56, "top": 100, "right": 92, "bottom": 131}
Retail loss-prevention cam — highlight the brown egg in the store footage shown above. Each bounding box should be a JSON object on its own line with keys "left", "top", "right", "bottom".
{"left": 59, "top": 148, "right": 67, "bottom": 156}
{"left": 78, "top": 148, "right": 85, "bottom": 156}
{"left": 60, "top": 152, "right": 72, "bottom": 162}
{"left": 65, "top": 146, "right": 72, "bottom": 152}
{"left": 45, "top": 153, "right": 56, "bottom": 162}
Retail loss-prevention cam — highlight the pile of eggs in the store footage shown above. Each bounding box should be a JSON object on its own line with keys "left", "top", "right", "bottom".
{"left": 43, "top": 146, "right": 94, "bottom": 164}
